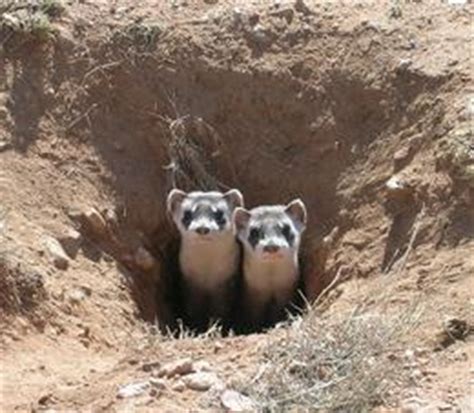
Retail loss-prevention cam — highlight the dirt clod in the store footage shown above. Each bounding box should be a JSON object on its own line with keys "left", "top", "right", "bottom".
{"left": 158, "top": 358, "right": 194, "bottom": 378}
{"left": 134, "top": 246, "right": 156, "bottom": 272}
{"left": 42, "top": 236, "right": 70, "bottom": 270}
{"left": 57, "top": 228, "right": 82, "bottom": 258}
{"left": 81, "top": 207, "right": 108, "bottom": 237}
{"left": 1, "top": 0, "right": 472, "bottom": 411}
{"left": 183, "top": 372, "right": 221, "bottom": 391}
{"left": 221, "top": 389, "right": 255, "bottom": 412}
{"left": 117, "top": 381, "right": 151, "bottom": 399}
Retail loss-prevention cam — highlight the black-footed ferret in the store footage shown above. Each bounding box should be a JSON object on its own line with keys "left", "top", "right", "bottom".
{"left": 233, "top": 199, "right": 307, "bottom": 330}
{"left": 167, "top": 189, "right": 244, "bottom": 329}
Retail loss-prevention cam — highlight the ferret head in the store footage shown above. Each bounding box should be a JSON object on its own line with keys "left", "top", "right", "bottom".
{"left": 167, "top": 189, "right": 244, "bottom": 241}
{"left": 233, "top": 199, "right": 307, "bottom": 261}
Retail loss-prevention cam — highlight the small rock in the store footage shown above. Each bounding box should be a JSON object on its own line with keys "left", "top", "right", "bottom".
{"left": 149, "top": 388, "right": 160, "bottom": 398}
{"left": 67, "top": 286, "right": 91, "bottom": 304}
{"left": 393, "top": 146, "right": 411, "bottom": 164}
{"left": 192, "top": 360, "right": 212, "bottom": 372}
{"left": 467, "top": 95, "right": 474, "bottom": 115}
{"left": 149, "top": 378, "right": 166, "bottom": 390}
{"left": 448, "top": 0, "right": 467, "bottom": 5}
{"left": 448, "top": 59, "right": 459, "bottom": 67}
{"left": 142, "top": 361, "right": 161, "bottom": 372}
{"left": 103, "top": 208, "right": 118, "bottom": 225}
{"left": 0, "top": 138, "right": 11, "bottom": 152}
{"left": 385, "top": 175, "right": 413, "bottom": 199}
{"left": 203, "top": 0, "right": 218, "bottom": 4}
{"left": 269, "top": 7, "right": 294, "bottom": 24}
{"left": 45, "top": 87, "right": 55, "bottom": 98}
{"left": 171, "top": 380, "right": 186, "bottom": 392}
{"left": 249, "top": 24, "right": 272, "bottom": 46}
{"left": 43, "top": 236, "right": 70, "bottom": 270}
{"left": 230, "top": 7, "right": 244, "bottom": 27}
{"left": 397, "top": 59, "right": 413, "bottom": 71}
{"left": 82, "top": 207, "right": 108, "bottom": 236}
{"left": 134, "top": 246, "right": 156, "bottom": 271}
{"left": 158, "top": 358, "right": 193, "bottom": 378}
{"left": 117, "top": 381, "right": 150, "bottom": 398}
{"left": 448, "top": 318, "right": 470, "bottom": 338}
{"left": 288, "top": 361, "right": 307, "bottom": 374}
{"left": 183, "top": 372, "right": 220, "bottom": 391}
{"left": 57, "top": 228, "right": 82, "bottom": 258}
{"left": 294, "top": 0, "right": 312, "bottom": 15}
{"left": 435, "top": 318, "right": 469, "bottom": 350}
{"left": 221, "top": 389, "right": 255, "bottom": 412}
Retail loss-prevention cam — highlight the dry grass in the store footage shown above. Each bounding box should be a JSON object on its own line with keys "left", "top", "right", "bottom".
{"left": 163, "top": 114, "right": 237, "bottom": 192}
{"left": 0, "top": 0, "right": 63, "bottom": 45}
{"left": 235, "top": 300, "right": 423, "bottom": 412}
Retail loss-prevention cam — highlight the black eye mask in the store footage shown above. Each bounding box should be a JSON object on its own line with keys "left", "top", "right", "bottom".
{"left": 248, "top": 227, "right": 262, "bottom": 248}
{"left": 181, "top": 210, "right": 193, "bottom": 229}
{"left": 281, "top": 224, "right": 295, "bottom": 246}
{"left": 213, "top": 210, "right": 227, "bottom": 229}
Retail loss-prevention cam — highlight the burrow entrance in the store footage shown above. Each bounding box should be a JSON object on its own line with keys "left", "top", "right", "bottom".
{"left": 17, "top": 36, "right": 448, "bottom": 334}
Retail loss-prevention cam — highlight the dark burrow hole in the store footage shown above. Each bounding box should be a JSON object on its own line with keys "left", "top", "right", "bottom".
{"left": 50, "top": 52, "right": 448, "bottom": 337}
{"left": 146, "top": 230, "right": 309, "bottom": 336}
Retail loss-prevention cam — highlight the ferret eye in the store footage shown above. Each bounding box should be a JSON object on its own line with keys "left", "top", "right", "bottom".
{"left": 213, "top": 209, "right": 226, "bottom": 227}
{"left": 182, "top": 210, "right": 193, "bottom": 228}
{"left": 248, "top": 227, "right": 261, "bottom": 247}
{"left": 213, "top": 210, "right": 224, "bottom": 220}
{"left": 281, "top": 224, "right": 294, "bottom": 244}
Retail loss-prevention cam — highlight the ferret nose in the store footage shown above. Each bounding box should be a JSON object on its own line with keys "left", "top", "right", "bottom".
{"left": 263, "top": 245, "right": 280, "bottom": 253}
{"left": 195, "top": 226, "right": 210, "bottom": 235}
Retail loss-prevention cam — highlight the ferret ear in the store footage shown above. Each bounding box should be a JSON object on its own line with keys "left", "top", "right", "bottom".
{"left": 233, "top": 207, "right": 251, "bottom": 232}
{"left": 167, "top": 189, "right": 187, "bottom": 214}
{"left": 285, "top": 199, "right": 307, "bottom": 229}
{"left": 223, "top": 189, "right": 244, "bottom": 209}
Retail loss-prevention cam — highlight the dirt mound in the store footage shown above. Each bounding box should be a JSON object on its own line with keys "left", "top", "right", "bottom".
{"left": 0, "top": 0, "right": 473, "bottom": 411}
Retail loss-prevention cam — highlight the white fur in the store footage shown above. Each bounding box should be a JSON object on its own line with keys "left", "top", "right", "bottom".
{"left": 242, "top": 246, "right": 299, "bottom": 319}
{"left": 179, "top": 230, "right": 239, "bottom": 291}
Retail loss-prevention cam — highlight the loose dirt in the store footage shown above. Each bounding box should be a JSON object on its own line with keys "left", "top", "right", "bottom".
{"left": 0, "top": 0, "right": 473, "bottom": 411}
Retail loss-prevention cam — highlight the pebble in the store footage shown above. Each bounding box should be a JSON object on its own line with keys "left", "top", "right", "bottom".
{"left": 149, "top": 378, "right": 166, "bottom": 390}
{"left": 398, "top": 58, "right": 413, "bottom": 71}
{"left": 171, "top": 380, "right": 186, "bottom": 392}
{"left": 57, "top": 228, "right": 82, "bottom": 258}
{"left": 0, "top": 138, "right": 11, "bottom": 152}
{"left": 393, "top": 146, "right": 410, "bottom": 164}
{"left": 158, "top": 358, "right": 193, "bottom": 378}
{"left": 183, "top": 372, "right": 221, "bottom": 391}
{"left": 82, "top": 207, "right": 108, "bottom": 236}
{"left": 117, "top": 381, "right": 150, "bottom": 399}
{"left": 221, "top": 389, "right": 255, "bottom": 412}
{"left": 294, "top": 0, "right": 312, "bottom": 15}
{"left": 67, "top": 286, "right": 91, "bottom": 304}
{"left": 192, "top": 360, "right": 212, "bottom": 372}
{"left": 142, "top": 361, "right": 161, "bottom": 372}
{"left": 134, "top": 246, "right": 156, "bottom": 271}
{"left": 249, "top": 24, "right": 272, "bottom": 46}
{"left": 385, "top": 175, "right": 413, "bottom": 199}
{"left": 43, "top": 236, "right": 70, "bottom": 270}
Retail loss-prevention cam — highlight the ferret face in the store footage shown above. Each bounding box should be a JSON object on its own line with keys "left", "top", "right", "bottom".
{"left": 167, "top": 189, "right": 244, "bottom": 241}
{"left": 233, "top": 199, "right": 307, "bottom": 262}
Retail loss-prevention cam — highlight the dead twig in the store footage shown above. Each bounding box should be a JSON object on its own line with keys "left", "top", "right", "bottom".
{"left": 65, "top": 103, "right": 99, "bottom": 131}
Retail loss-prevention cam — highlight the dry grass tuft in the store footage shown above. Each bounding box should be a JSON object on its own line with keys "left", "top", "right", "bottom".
{"left": 236, "top": 301, "right": 422, "bottom": 412}
{"left": 0, "top": 0, "right": 64, "bottom": 45}
{"left": 163, "top": 114, "right": 237, "bottom": 192}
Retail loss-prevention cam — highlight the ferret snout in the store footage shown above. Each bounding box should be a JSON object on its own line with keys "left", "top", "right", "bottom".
{"left": 188, "top": 216, "right": 220, "bottom": 235}
{"left": 195, "top": 226, "right": 210, "bottom": 235}
{"left": 263, "top": 244, "right": 280, "bottom": 253}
